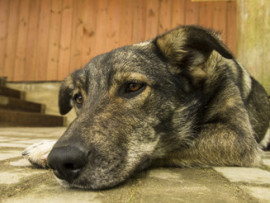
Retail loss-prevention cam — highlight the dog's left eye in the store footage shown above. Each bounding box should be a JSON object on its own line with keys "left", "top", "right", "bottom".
{"left": 119, "top": 81, "right": 146, "bottom": 98}
{"left": 73, "top": 93, "right": 83, "bottom": 107}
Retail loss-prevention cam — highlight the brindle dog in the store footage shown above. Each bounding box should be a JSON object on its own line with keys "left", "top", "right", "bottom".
{"left": 23, "top": 25, "right": 270, "bottom": 190}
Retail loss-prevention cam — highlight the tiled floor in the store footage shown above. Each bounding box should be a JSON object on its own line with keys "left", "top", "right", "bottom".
{"left": 0, "top": 127, "right": 270, "bottom": 202}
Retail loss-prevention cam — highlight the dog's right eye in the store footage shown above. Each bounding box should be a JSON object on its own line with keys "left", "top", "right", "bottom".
{"left": 73, "top": 93, "right": 83, "bottom": 107}
{"left": 125, "top": 83, "right": 144, "bottom": 93}
{"left": 119, "top": 81, "right": 146, "bottom": 98}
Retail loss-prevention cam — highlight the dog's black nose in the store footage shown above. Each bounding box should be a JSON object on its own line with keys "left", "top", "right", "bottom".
{"left": 47, "top": 146, "right": 88, "bottom": 183}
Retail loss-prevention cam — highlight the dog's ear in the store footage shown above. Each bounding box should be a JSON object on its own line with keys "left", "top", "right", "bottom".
{"left": 58, "top": 74, "right": 74, "bottom": 115}
{"left": 155, "top": 25, "right": 233, "bottom": 86}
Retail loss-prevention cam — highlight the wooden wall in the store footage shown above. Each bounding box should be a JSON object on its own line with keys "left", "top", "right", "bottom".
{"left": 237, "top": 0, "right": 270, "bottom": 93}
{"left": 0, "top": 0, "right": 236, "bottom": 81}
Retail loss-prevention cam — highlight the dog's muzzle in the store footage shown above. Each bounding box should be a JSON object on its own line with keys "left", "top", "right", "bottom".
{"left": 47, "top": 146, "right": 88, "bottom": 183}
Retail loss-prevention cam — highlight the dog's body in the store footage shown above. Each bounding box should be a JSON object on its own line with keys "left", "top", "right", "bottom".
{"left": 23, "top": 26, "right": 270, "bottom": 190}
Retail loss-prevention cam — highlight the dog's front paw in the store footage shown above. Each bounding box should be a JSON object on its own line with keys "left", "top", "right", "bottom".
{"left": 22, "top": 140, "right": 56, "bottom": 168}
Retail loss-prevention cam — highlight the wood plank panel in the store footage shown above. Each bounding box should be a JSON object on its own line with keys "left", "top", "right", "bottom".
{"left": 81, "top": 0, "right": 97, "bottom": 67}
{"left": 106, "top": 0, "right": 120, "bottom": 51}
{"left": 0, "top": 0, "right": 237, "bottom": 81}
{"left": 212, "top": 1, "right": 227, "bottom": 43}
{"left": 158, "top": 0, "right": 173, "bottom": 34}
{"left": 171, "top": 0, "right": 186, "bottom": 28}
{"left": 185, "top": 0, "right": 199, "bottom": 25}
{"left": 70, "top": 0, "right": 85, "bottom": 71}
{"left": 226, "top": 1, "right": 237, "bottom": 56}
{"left": 132, "top": 0, "right": 146, "bottom": 43}
{"left": 4, "top": 0, "right": 20, "bottom": 80}
{"left": 92, "top": 0, "right": 109, "bottom": 59}
{"left": 14, "top": 0, "right": 30, "bottom": 81}
{"left": 0, "top": 0, "right": 9, "bottom": 76}
{"left": 58, "top": 0, "right": 73, "bottom": 80}
{"left": 144, "top": 0, "right": 160, "bottom": 40}
{"left": 199, "top": 2, "right": 213, "bottom": 28}
{"left": 24, "top": 0, "right": 41, "bottom": 81}
{"left": 36, "top": 0, "right": 51, "bottom": 80}
{"left": 47, "top": 0, "right": 62, "bottom": 80}
{"left": 118, "top": 0, "right": 134, "bottom": 47}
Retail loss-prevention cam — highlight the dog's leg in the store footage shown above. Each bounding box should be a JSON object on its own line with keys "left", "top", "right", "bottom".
{"left": 22, "top": 140, "right": 56, "bottom": 168}
{"left": 163, "top": 124, "right": 262, "bottom": 167}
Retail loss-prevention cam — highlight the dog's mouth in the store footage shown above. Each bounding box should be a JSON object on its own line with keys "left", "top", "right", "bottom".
{"left": 47, "top": 132, "right": 157, "bottom": 190}
{"left": 50, "top": 155, "right": 153, "bottom": 190}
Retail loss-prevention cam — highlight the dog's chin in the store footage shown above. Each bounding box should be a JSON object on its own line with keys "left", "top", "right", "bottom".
{"left": 52, "top": 157, "right": 152, "bottom": 190}
{"left": 55, "top": 177, "right": 93, "bottom": 190}
{"left": 55, "top": 178, "right": 72, "bottom": 188}
{"left": 53, "top": 174, "right": 125, "bottom": 190}
{"left": 54, "top": 177, "right": 89, "bottom": 189}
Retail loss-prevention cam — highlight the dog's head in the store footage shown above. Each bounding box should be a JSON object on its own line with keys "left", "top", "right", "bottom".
{"left": 47, "top": 26, "right": 233, "bottom": 189}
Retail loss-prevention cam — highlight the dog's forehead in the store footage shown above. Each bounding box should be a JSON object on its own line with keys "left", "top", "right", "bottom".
{"left": 84, "top": 42, "right": 164, "bottom": 82}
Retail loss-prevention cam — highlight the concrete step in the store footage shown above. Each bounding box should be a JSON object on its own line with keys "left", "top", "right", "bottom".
{"left": 0, "top": 109, "right": 66, "bottom": 127}
{"left": 0, "top": 76, "right": 7, "bottom": 86}
{"left": 0, "top": 86, "right": 25, "bottom": 99}
{"left": 0, "top": 95, "right": 45, "bottom": 113}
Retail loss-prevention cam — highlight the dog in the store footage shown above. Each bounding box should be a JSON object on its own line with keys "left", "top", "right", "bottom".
{"left": 23, "top": 25, "right": 270, "bottom": 190}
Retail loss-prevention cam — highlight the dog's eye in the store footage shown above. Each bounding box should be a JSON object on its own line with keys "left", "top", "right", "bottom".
{"left": 119, "top": 82, "right": 146, "bottom": 98}
{"left": 125, "top": 83, "right": 144, "bottom": 93}
{"left": 73, "top": 93, "right": 83, "bottom": 107}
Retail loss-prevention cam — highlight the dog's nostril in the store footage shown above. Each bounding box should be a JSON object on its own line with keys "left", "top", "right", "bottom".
{"left": 47, "top": 146, "right": 88, "bottom": 183}
{"left": 65, "top": 163, "right": 76, "bottom": 170}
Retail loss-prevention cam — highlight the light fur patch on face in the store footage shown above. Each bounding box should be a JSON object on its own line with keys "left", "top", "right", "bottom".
{"left": 125, "top": 127, "right": 160, "bottom": 171}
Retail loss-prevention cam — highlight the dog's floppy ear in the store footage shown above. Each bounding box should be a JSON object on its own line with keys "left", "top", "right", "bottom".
{"left": 155, "top": 25, "right": 233, "bottom": 85}
{"left": 58, "top": 74, "right": 74, "bottom": 115}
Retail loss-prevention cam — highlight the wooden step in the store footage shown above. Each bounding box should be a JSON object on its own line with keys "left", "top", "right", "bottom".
{"left": 0, "top": 95, "right": 45, "bottom": 113}
{"left": 0, "top": 86, "right": 25, "bottom": 99}
{"left": 0, "top": 109, "right": 66, "bottom": 127}
{"left": 0, "top": 77, "right": 7, "bottom": 86}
